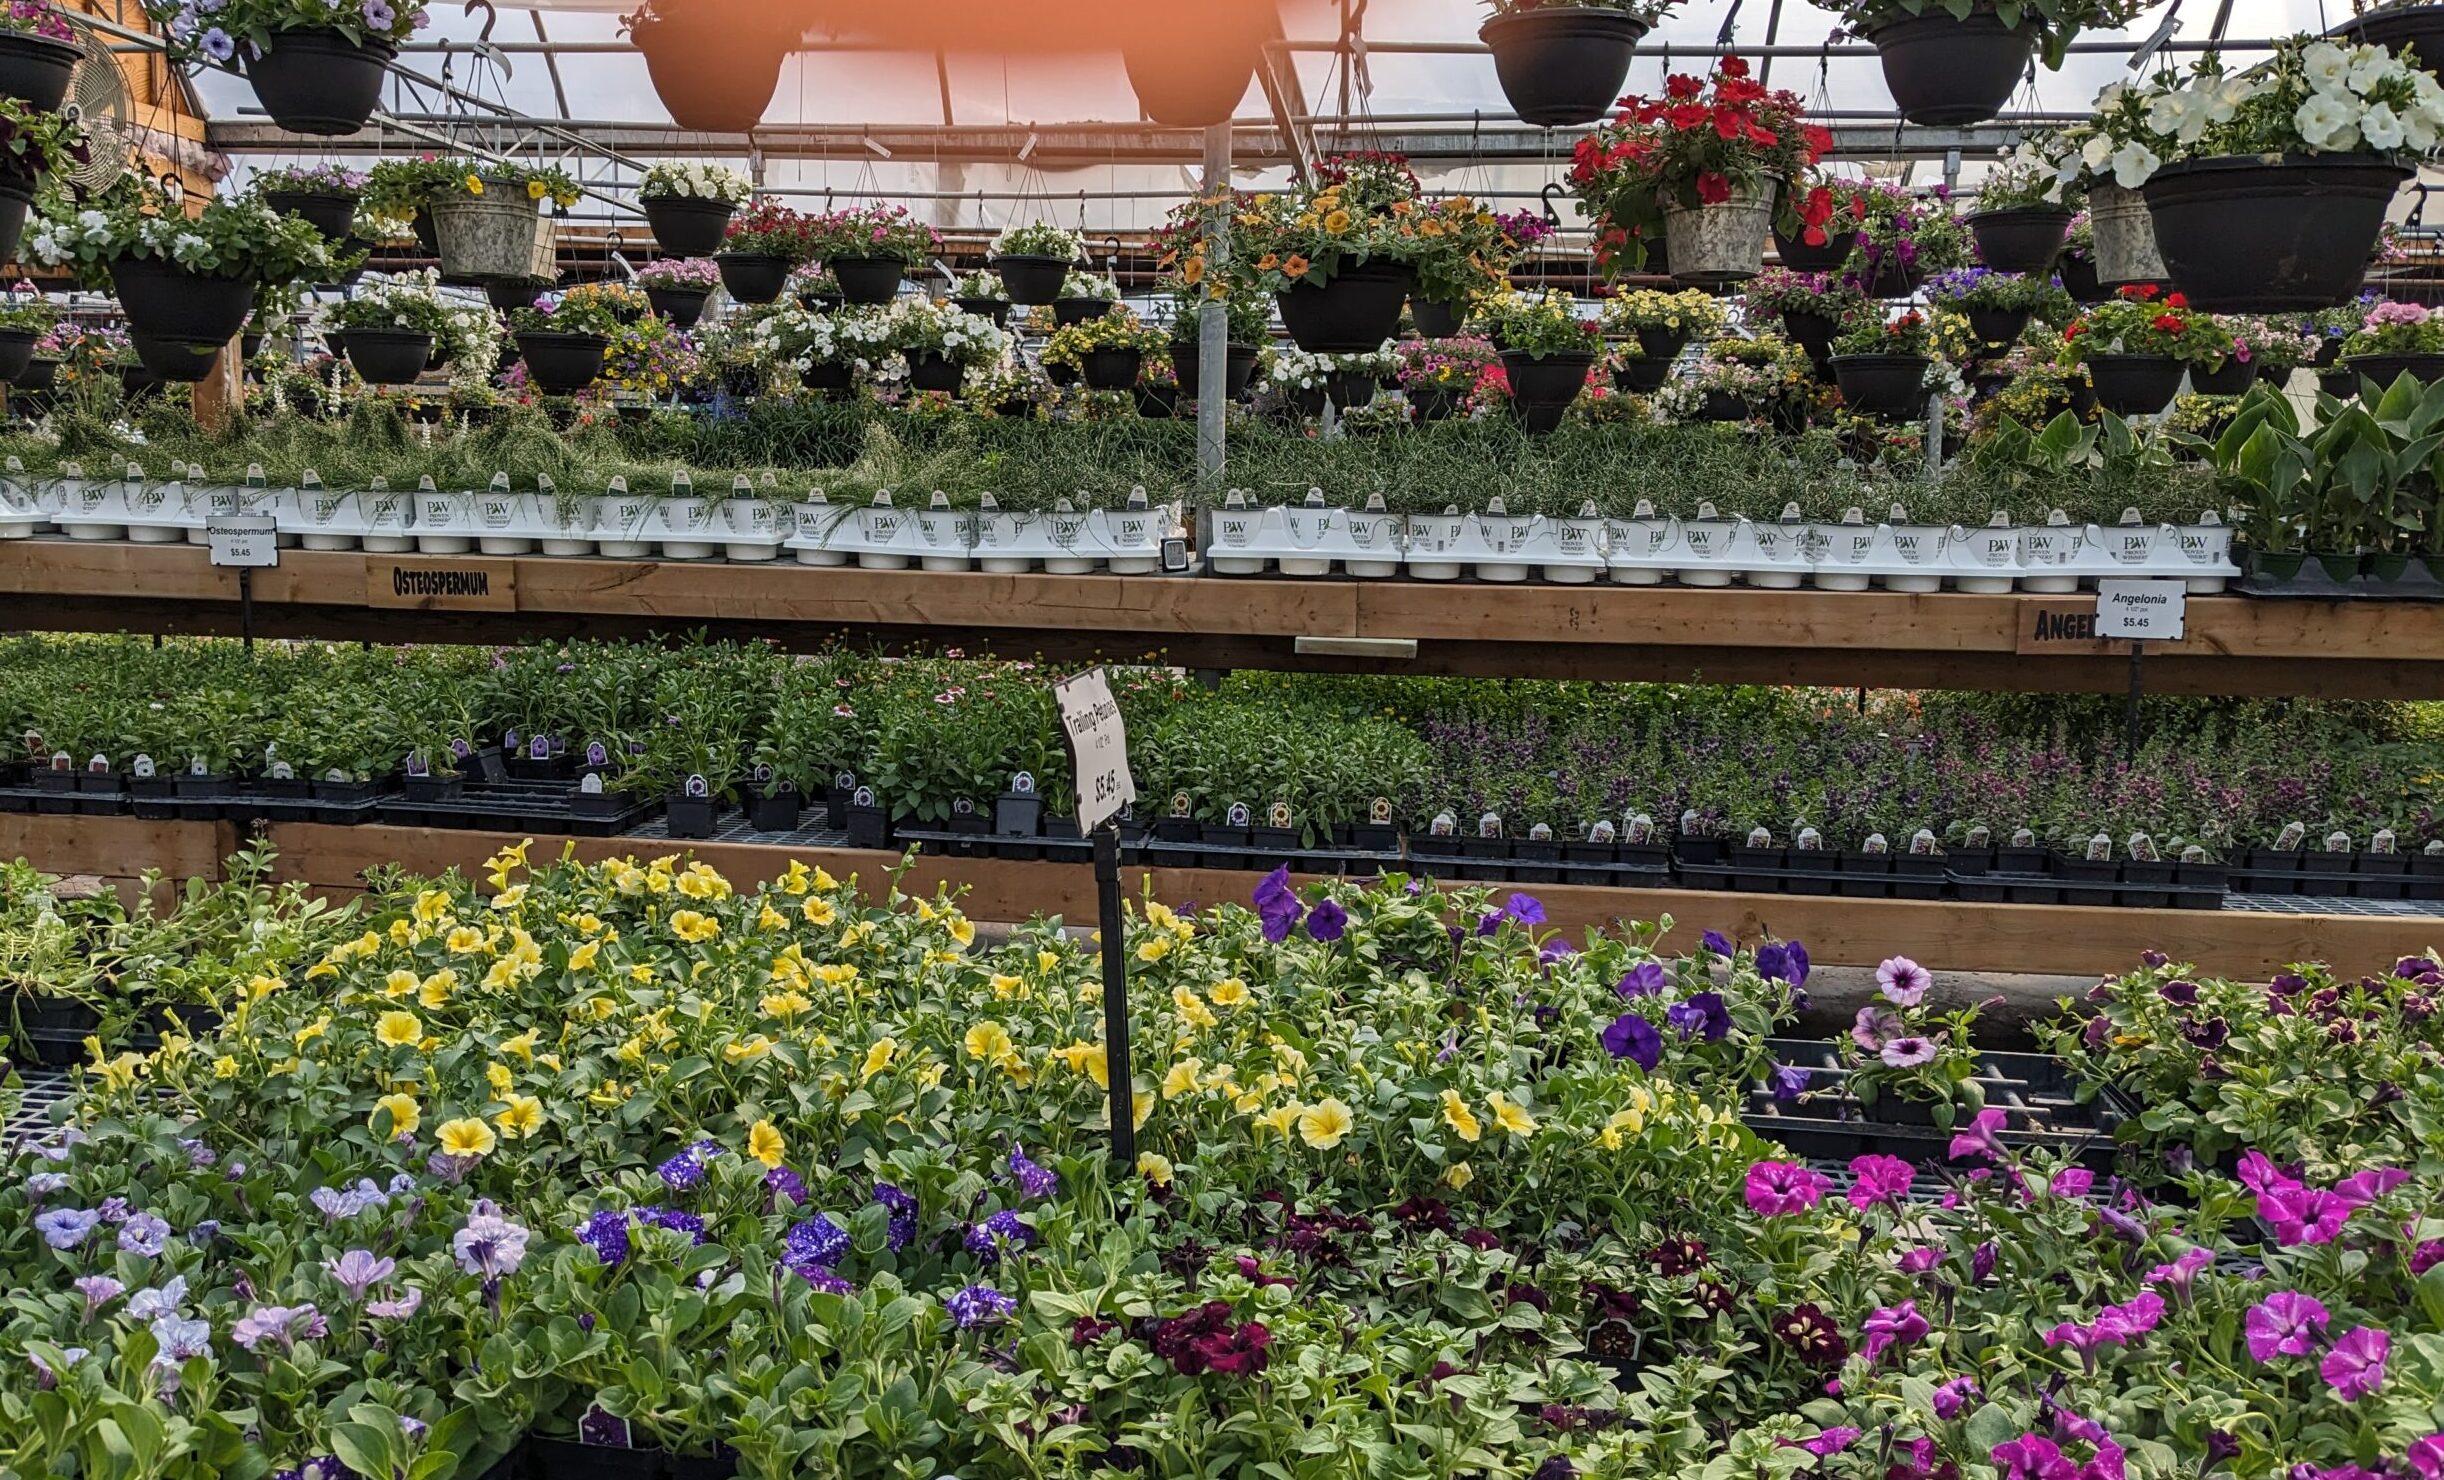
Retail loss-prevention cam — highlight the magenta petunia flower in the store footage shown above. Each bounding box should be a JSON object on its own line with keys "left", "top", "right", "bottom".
{"left": 1852, "top": 1003, "right": 1902, "bottom": 1052}
{"left": 1993, "top": 1434, "right": 2078, "bottom": 1480}
{"left": 1846, "top": 1154, "right": 1914, "bottom": 1210}
{"left": 1860, "top": 1300, "right": 1929, "bottom": 1365}
{"left": 2405, "top": 1435, "right": 2444, "bottom": 1480}
{"left": 1744, "top": 1160, "right": 1828, "bottom": 1216}
{"left": 2245, "top": 1291, "right": 2330, "bottom": 1362}
{"left": 2322, "top": 1325, "right": 2390, "bottom": 1401}
{"left": 1876, "top": 954, "right": 1932, "bottom": 1006}
{"left": 1948, "top": 1107, "right": 2011, "bottom": 1165}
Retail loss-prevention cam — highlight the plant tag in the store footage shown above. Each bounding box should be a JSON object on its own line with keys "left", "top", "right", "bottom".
{"left": 406, "top": 752, "right": 430, "bottom": 778}
{"left": 2011, "top": 827, "right": 2036, "bottom": 848}
{"left": 1369, "top": 797, "right": 1393, "bottom": 825}
{"left": 853, "top": 785, "right": 876, "bottom": 808}
{"left": 133, "top": 754, "right": 155, "bottom": 779}
{"left": 207, "top": 513, "right": 278, "bottom": 568}
{"left": 1588, "top": 819, "right": 1616, "bottom": 843}
{"left": 587, "top": 742, "right": 609, "bottom": 767}
{"left": 581, "top": 773, "right": 603, "bottom": 795}
{"left": 1795, "top": 826, "right": 1823, "bottom": 852}
{"left": 2095, "top": 579, "right": 2186, "bottom": 641}
{"left": 1054, "top": 666, "right": 1135, "bottom": 833}
{"left": 1477, "top": 812, "right": 1503, "bottom": 839}
{"left": 1527, "top": 821, "right": 1553, "bottom": 842}
{"left": 529, "top": 736, "right": 550, "bottom": 760}
{"left": 1226, "top": 801, "right": 1252, "bottom": 828}
{"left": 1011, "top": 771, "right": 1036, "bottom": 795}
{"left": 684, "top": 773, "right": 710, "bottom": 799}
{"left": 1430, "top": 811, "right": 1456, "bottom": 837}
{"left": 1864, "top": 832, "right": 1890, "bottom": 855}
{"left": 1627, "top": 812, "right": 1654, "bottom": 844}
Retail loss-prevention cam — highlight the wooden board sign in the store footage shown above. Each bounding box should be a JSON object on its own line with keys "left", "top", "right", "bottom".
{"left": 365, "top": 558, "right": 517, "bottom": 612}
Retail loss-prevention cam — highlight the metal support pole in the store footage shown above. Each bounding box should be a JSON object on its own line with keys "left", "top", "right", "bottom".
{"left": 1092, "top": 824, "right": 1136, "bottom": 1169}
{"left": 239, "top": 568, "right": 255, "bottom": 654}
{"left": 1196, "top": 123, "right": 1231, "bottom": 494}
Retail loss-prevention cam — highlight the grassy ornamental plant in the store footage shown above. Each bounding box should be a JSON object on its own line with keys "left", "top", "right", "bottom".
{"left": 140, "top": 0, "right": 429, "bottom": 64}
{"left": 638, "top": 162, "right": 751, "bottom": 204}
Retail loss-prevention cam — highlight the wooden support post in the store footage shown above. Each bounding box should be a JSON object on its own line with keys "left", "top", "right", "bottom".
{"left": 192, "top": 333, "right": 245, "bottom": 431}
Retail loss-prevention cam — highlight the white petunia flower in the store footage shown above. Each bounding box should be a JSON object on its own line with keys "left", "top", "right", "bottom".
{"left": 2303, "top": 42, "right": 2355, "bottom": 93}
{"left": 2404, "top": 110, "right": 2438, "bottom": 151}
{"left": 2362, "top": 101, "right": 2408, "bottom": 149}
{"left": 2109, "top": 140, "right": 2163, "bottom": 189}
{"left": 2081, "top": 133, "right": 2115, "bottom": 170}
{"left": 2296, "top": 92, "right": 2362, "bottom": 150}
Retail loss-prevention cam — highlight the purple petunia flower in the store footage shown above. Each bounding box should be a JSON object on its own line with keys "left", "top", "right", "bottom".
{"left": 1667, "top": 991, "right": 1731, "bottom": 1043}
{"left": 1617, "top": 963, "right": 1666, "bottom": 999}
{"left": 639, "top": 1207, "right": 705, "bottom": 1245}
{"left": 2245, "top": 1291, "right": 2330, "bottom": 1362}
{"left": 34, "top": 1208, "right": 100, "bottom": 1250}
{"left": 1879, "top": 1035, "right": 1939, "bottom": 1068}
{"left": 1601, "top": 1012, "right": 1662, "bottom": 1071}
{"left": 1860, "top": 1300, "right": 1929, "bottom": 1365}
{"left": 232, "top": 1303, "right": 326, "bottom": 1354}
{"left": 875, "top": 1182, "right": 918, "bottom": 1252}
{"left": 1971, "top": 1240, "right": 1998, "bottom": 1283}
{"left": 366, "top": 1286, "right": 423, "bottom": 1320}
{"left": 1009, "top": 1149, "right": 1059, "bottom": 1201}
{"left": 199, "top": 25, "right": 234, "bottom": 60}
{"left": 324, "top": 1249, "right": 395, "bottom": 1299}
{"left": 947, "top": 1282, "right": 1017, "bottom": 1328}
{"left": 150, "top": 1315, "right": 212, "bottom": 1369}
{"left": 1847, "top": 1155, "right": 1914, "bottom": 1209}
{"left": 1948, "top": 1108, "right": 2011, "bottom": 1165}
{"left": 2145, "top": 1246, "right": 2214, "bottom": 1301}
{"left": 1932, "top": 1375, "right": 1980, "bottom": 1418}
{"left": 1794, "top": 1428, "right": 1861, "bottom": 1458}
{"left": 117, "top": 1213, "right": 171, "bottom": 1257}
{"left": 1308, "top": 898, "right": 1348, "bottom": 943}
{"left": 798, "top": 1264, "right": 854, "bottom": 1294}
{"left": 1992, "top": 1435, "right": 2077, "bottom": 1480}
{"left": 576, "top": 1210, "right": 633, "bottom": 1267}
{"left": 965, "top": 1209, "right": 1033, "bottom": 1260}
{"left": 1877, "top": 955, "right": 1932, "bottom": 1006}
{"left": 1852, "top": 1004, "right": 1901, "bottom": 1053}
{"left": 1254, "top": 866, "right": 1303, "bottom": 943}
{"left": 2323, "top": 1326, "right": 2390, "bottom": 1401}
{"left": 1699, "top": 929, "right": 1733, "bottom": 956}
{"left": 2050, "top": 1167, "right": 2095, "bottom": 1199}
{"left": 1898, "top": 1246, "right": 1942, "bottom": 1274}
{"left": 786, "top": 1214, "right": 850, "bottom": 1269}
{"left": 1745, "top": 1161, "right": 1828, "bottom": 1216}
{"left": 765, "top": 1165, "right": 807, "bottom": 1208}
{"left": 360, "top": 0, "right": 394, "bottom": 26}
{"left": 1769, "top": 1062, "right": 1811, "bottom": 1103}
{"left": 1503, "top": 894, "right": 1545, "bottom": 926}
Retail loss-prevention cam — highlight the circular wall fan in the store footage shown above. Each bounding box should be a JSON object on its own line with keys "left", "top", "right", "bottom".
{"left": 56, "top": 12, "right": 136, "bottom": 196}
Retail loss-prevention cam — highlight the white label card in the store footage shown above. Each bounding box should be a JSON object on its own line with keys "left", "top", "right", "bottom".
{"left": 206, "top": 514, "right": 279, "bottom": 569}
{"left": 2095, "top": 579, "right": 2187, "bottom": 641}
{"left": 1055, "top": 666, "right": 1136, "bottom": 834}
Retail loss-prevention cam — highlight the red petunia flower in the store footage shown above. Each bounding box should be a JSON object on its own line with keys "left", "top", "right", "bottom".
{"left": 1695, "top": 171, "right": 1733, "bottom": 204}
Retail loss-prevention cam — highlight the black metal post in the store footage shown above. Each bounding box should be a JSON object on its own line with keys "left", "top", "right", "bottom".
{"left": 239, "top": 567, "right": 255, "bottom": 653}
{"left": 2125, "top": 641, "right": 2144, "bottom": 754}
{"left": 1092, "top": 821, "right": 1136, "bottom": 1169}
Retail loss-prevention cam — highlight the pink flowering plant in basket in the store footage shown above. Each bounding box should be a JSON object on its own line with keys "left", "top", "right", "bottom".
{"left": 2343, "top": 299, "right": 2444, "bottom": 356}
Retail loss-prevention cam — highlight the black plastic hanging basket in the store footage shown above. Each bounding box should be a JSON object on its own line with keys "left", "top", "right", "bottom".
{"left": 830, "top": 257, "right": 906, "bottom": 305}
{"left": 1176, "top": 342, "right": 1261, "bottom": 400}
{"left": 1866, "top": 13, "right": 2035, "bottom": 127}
{"left": 242, "top": 28, "right": 397, "bottom": 137}
{"left": 640, "top": 196, "right": 735, "bottom": 258}
{"left": 952, "top": 296, "right": 1012, "bottom": 327}
{"left": 1277, "top": 261, "right": 1417, "bottom": 353}
{"left": 1772, "top": 223, "right": 1858, "bottom": 272}
{"left": 1080, "top": 347, "right": 1144, "bottom": 391}
{"left": 1831, "top": 353, "right": 1931, "bottom": 418}
{"left": 110, "top": 259, "right": 256, "bottom": 345}
{"left": 1479, "top": 6, "right": 1651, "bottom": 128}
{"left": 0, "top": 327, "right": 36, "bottom": 384}
{"left": 515, "top": 330, "right": 608, "bottom": 395}
{"left": 130, "top": 332, "right": 223, "bottom": 383}
{"left": 343, "top": 328, "right": 434, "bottom": 385}
{"left": 263, "top": 189, "right": 360, "bottom": 242}
{"left": 904, "top": 351, "right": 967, "bottom": 393}
{"left": 0, "top": 29, "right": 79, "bottom": 111}
{"left": 1122, "top": 30, "right": 1261, "bottom": 127}
{"left": 2083, "top": 353, "right": 2184, "bottom": 414}
{"left": 1966, "top": 305, "right": 2032, "bottom": 346}
{"left": 2345, "top": 352, "right": 2444, "bottom": 397}
{"left": 1501, "top": 349, "right": 1594, "bottom": 433}
{"left": 2190, "top": 356, "right": 2257, "bottom": 395}
{"left": 645, "top": 285, "right": 710, "bottom": 328}
{"left": 991, "top": 254, "right": 1073, "bottom": 306}
{"left": 715, "top": 251, "right": 791, "bottom": 304}
{"left": 1965, "top": 206, "right": 2072, "bottom": 274}
{"left": 2141, "top": 155, "right": 2413, "bottom": 311}
{"left": 1780, "top": 309, "right": 1840, "bottom": 360}
{"left": 2328, "top": 5, "right": 2444, "bottom": 79}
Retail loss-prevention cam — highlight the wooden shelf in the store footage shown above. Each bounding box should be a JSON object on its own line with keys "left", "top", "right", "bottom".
{"left": 3, "top": 812, "right": 2431, "bottom": 979}
{"left": 3, "top": 541, "right": 2439, "bottom": 697}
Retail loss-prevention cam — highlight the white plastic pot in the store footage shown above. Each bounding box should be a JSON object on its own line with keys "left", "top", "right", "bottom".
{"left": 594, "top": 483, "right": 659, "bottom": 559}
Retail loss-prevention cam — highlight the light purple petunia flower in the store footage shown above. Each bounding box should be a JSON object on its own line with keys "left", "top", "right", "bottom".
{"left": 1877, "top": 955, "right": 1932, "bottom": 1006}
{"left": 325, "top": 1249, "right": 396, "bottom": 1300}
{"left": 34, "top": 1208, "right": 100, "bottom": 1250}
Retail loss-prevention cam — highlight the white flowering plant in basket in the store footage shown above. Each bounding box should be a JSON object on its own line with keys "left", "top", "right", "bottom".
{"left": 2023, "top": 79, "right": 2181, "bottom": 194}
{"left": 325, "top": 269, "right": 456, "bottom": 336}
{"left": 639, "top": 163, "right": 753, "bottom": 204}
{"left": 1059, "top": 270, "right": 1121, "bottom": 302}
{"left": 2084, "top": 37, "right": 2444, "bottom": 188}
{"left": 886, "top": 298, "right": 1012, "bottom": 369}
{"left": 748, "top": 303, "right": 893, "bottom": 378}
{"left": 990, "top": 223, "right": 1086, "bottom": 261}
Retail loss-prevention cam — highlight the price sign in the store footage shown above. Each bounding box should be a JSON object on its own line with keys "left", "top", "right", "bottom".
{"left": 1056, "top": 666, "right": 1135, "bottom": 833}
{"left": 2095, "top": 579, "right": 2188, "bottom": 641}
{"left": 205, "top": 514, "right": 278, "bottom": 569}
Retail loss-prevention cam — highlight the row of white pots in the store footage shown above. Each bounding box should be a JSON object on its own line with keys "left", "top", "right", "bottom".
{"left": 0, "top": 463, "right": 1181, "bottom": 575}
{"left": 1204, "top": 492, "right": 2241, "bottom": 593}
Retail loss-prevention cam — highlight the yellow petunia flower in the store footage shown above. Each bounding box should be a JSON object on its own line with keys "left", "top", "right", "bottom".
{"left": 1137, "top": 1152, "right": 1174, "bottom": 1186}
{"left": 748, "top": 1119, "right": 786, "bottom": 1168}
{"left": 486, "top": 1061, "right": 515, "bottom": 1095}
{"left": 801, "top": 895, "right": 836, "bottom": 927}
{"left": 1162, "top": 1058, "right": 1203, "bottom": 1099}
{"left": 419, "top": 969, "right": 457, "bottom": 1010}
{"left": 860, "top": 1038, "right": 897, "bottom": 1079}
{"left": 990, "top": 973, "right": 1024, "bottom": 1000}
{"left": 756, "top": 903, "right": 787, "bottom": 933}
{"left": 1210, "top": 977, "right": 1248, "bottom": 1007}
{"left": 494, "top": 1095, "right": 543, "bottom": 1140}
{"left": 383, "top": 969, "right": 420, "bottom": 999}
{"left": 526, "top": 178, "right": 548, "bottom": 200}
{"left": 781, "top": 860, "right": 812, "bottom": 895}
{"left": 1298, "top": 1097, "right": 1355, "bottom": 1150}
{"left": 371, "top": 1093, "right": 419, "bottom": 1137}
{"left": 813, "top": 963, "right": 858, "bottom": 989}
{"left": 567, "top": 939, "right": 601, "bottom": 973}
{"left": 1037, "top": 949, "right": 1060, "bottom": 973}
{"left": 445, "top": 926, "right": 487, "bottom": 955}
{"left": 1255, "top": 1103, "right": 1300, "bottom": 1138}
{"left": 762, "top": 989, "right": 812, "bottom": 1021}
{"left": 500, "top": 1030, "right": 538, "bottom": 1063}
{"left": 375, "top": 1011, "right": 423, "bottom": 1049}
{"left": 1442, "top": 1089, "right": 1482, "bottom": 1142}
{"left": 294, "top": 1016, "right": 330, "bottom": 1048}
{"left": 1170, "top": 984, "right": 1216, "bottom": 1029}
{"left": 437, "top": 1117, "right": 497, "bottom": 1157}
{"left": 247, "top": 974, "right": 284, "bottom": 1003}
{"left": 1487, "top": 1091, "right": 1538, "bottom": 1138}
{"left": 1444, "top": 1161, "right": 1474, "bottom": 1190}
{"left": 725, "top": 1034, "right": 775, "bottom": 1063}
{"left": 946, "top": 915, "right": 974, "bottom": 949}
{"left": 412, "top": 890, "right": 453, "bottom": 925}
{"left": 1136, "top": 934, "right": 1174, "bottom": 963}
{"left": 213, "top": 1055, "right": 239, "bottom": 1079}
{"left": 490, "top": 885, "right": 527, "bottom": 913}
{"left": 669, "top": 910, "right": 720, "bottom": 944}
{"left": 964, "top": 1021, "right": 1013, "bottom": 1061}
{"left": 1134, "top": 1089, "right": 1154, "bottom": 1130}
{"left": 306, "top": 962, "right": 337, "bottom": 981}
{"left": 464, "top": 174, "right": 485, "bottom": 195}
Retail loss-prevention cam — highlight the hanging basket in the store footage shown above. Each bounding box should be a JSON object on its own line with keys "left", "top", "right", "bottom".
{"left": 1966, "top": 305, "right": 2032, "bottom": 346}
{"left": 2084, "top": 353, "right": 2183, "bottom": 414}
{"left": 715, "top": 251, "right": 791, "bottom": 304}
{"left": 242, "top": 28, "right": 397, "bottom": 137}
{"left": 1325, "top": 368, "right": 1379, "bottom": 408}
{"left": 1123, "top": 28, "right": 1261, "bottom": 128}
{"left": 904, "top": 351, "right": 967, "bottom": 392}
{"left": 2328, "top": 5, "right": 2444, "bottom": 79}
{"left": 952, "top": 296, "right": 1012, "bottom": 327}
{"left": 1081, "top": 347, "right": 1144, "bottom": 390}
{"left": 0, "top": 177, "right": 31, "bottom": 267}
{"left": 1478, "top": 7, "right": 1651, "bottom": 128}
{"left": 1500, "top": 349, "right": 1593, "bottom": 433}
{"left": 991, "top": 254, "right": 1072, "bottom": 306}
{"left": 0, "top": 327, "right": 34, "bottom": 384}
{"left": 1176, "top": 342, "right": 1261, "bottom": 400}
{"left": 2190, "top": 357, "right": 2257, "bottom": 395}
{"left": 515, "top": 330, "right": 608, "bottom": 395}
{"left": 1772, "top": 222, "right": 1858, "bottom": 272}
{"left": 262, "top": 192, "right": 359, "bottom": 249}
{"left": 640, "top": 195, "right": 735, "bottom": 258}
{"left": 0, "top": 30, "right": 79, "bottom": 111}
{"left": 341, "top": 328, "right": 433, "bottom": 385}
{"left": 2058, "top": 252, "right": 2110, "bottom": 303}
{"left": 130, "top": 332, "right": 224, "bottom": 383}
{"left": 1412, "top": 297, "right": 1465, "bottom": 338}
{"left": 1613, "top": 357, "right": 1671, "bottom": 393}
{"left": 831, "top": 257, "right": 907, "bottom": 305}
{"left": 2086, "top": 183, "right": 2168, "bottom": 289}
{"left": 1276, "top": 260, "right": 1417, "bottom": 352}
{"left": 1779, "top": 309, "right": 1840, "bottom": 359}
{"left": 1965, "top": 206, "right": 2071, "bottom": 274}
{"left": 1831, "top": 353, "right": 1931, "bottom": 418}
{"left": 2345, "top": 352, "right": 2444, "bottom": 397}
{"left": 635, "top": 12, "right": 784, "bottom": 132}
{"left": 430, "top": 186, "right": 553, "bottom": 283}
{"left": 109, "top": 258, "right": 256, "bottom": 345}
{"left": 1865, "top": 13, "right": 2034, "bottom": 127}
{"left": 1659, "top": 180, "right": 1777, "bottom": 286}
{"left": 2141, "top": 155, "right": 2412, "bottom": 311}
{"left": 645, "top": 285, "right": 710, "bottom": 328}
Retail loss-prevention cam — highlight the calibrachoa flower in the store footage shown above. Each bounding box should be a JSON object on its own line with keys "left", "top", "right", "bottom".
{"left": 875, "top": 1182, "right": 918, "bottom": 1252}
{"left": 232, "top": 1303, "right": 327, "bottom": 1354}
{"left": 2322, "top": 1325, "right": 2390, "bottom": 1401}
{"left": 1008, "top": 1149, "right": 1059, "bottom": 1200}
{"left": 785, "top": 1214, "right": 851, "bottom": 1270}
{"left": 34, "top": 1208, "right": 99, "bottom": 1250}
{"left": 2245, "top": 1291, "right": 2330, "bottom": 1362}
{"left": 1772, "top": 1303, "right": 1850, "bottom": 1367}
{"left": 946, "top": 1283, "right": 1018, "bottom": 1328}
{"left": 1745, "top": 1161, "right": 1829, "bottom": 1216}
{"left": 452, "top": 1207, "right": 531, "bottom": 1278}
{"left": 324, "top": 1249, "right": 395, "bottom": 1300}
{"left": 1601, "top": 1011, "right": 1663, "bottom": 1071}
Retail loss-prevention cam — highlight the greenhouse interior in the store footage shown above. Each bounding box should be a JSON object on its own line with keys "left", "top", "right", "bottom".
{"left": 6, "top": 0, "right": 2444, "bottom": 1475}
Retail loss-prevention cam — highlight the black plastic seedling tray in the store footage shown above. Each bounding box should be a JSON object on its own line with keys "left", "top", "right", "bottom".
{"left": 1741, "top": 1038, "right": 2136, "bottom": 1171}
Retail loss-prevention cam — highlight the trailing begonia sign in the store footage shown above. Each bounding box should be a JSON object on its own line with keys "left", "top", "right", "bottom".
{"left": 1056, "top": 667, "right": 1135, "bottom": 833}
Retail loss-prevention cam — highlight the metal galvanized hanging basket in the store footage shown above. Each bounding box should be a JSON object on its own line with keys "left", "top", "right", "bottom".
{"left": 429, "top": 182, "right": 554, "bottom": 283}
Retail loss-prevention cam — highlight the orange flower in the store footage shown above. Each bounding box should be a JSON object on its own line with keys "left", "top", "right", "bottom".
{"left": 1181, "top": 256, "right": 1206, "bottom": 285}
{"left": 1256, "top": 252, "right": 1281, "bottom": 270}
{"left": 1283, "top": 254, "right": 1310, "bottom": 279}
{"left": 1419, "top": 220, "right": 1445, "bottom": 238}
